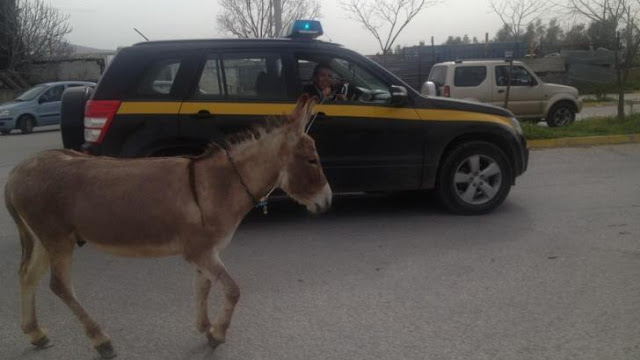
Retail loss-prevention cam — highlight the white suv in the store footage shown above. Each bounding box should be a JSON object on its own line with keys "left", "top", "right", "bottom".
{"left": 421, "top": 60, "right": 582, "bottom": 127}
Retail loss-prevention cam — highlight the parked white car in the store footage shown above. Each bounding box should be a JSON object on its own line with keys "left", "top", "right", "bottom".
{"left": 421, "top": 60, "right": 582, "bottom": 127}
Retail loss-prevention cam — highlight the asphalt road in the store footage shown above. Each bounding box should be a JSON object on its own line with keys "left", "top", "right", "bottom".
{"left": 1, "top": 130, "right": 639, "bottom": 360}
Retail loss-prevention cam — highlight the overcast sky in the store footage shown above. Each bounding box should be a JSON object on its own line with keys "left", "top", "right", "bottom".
{"left": 49, "top": 0, "right": 514, "bottom": 54}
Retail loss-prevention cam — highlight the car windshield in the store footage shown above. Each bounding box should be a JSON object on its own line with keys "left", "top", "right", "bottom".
{"left": 15, "top": 85, "right": 47, "bottom": 101}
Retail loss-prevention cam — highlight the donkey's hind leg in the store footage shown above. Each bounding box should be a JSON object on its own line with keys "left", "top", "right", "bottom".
{"left": 192, "top": 252, "right": 240, "bottom": 348}
{"left": 48, "top": 242, "right": 116, "bottom": 359}
{"left": 19, "top": 237, "right": 51, "bottom": 347}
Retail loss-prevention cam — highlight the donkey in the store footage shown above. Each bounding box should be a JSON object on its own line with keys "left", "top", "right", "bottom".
{"left": 4, "top": 94, "right": 331, "bottom": 359}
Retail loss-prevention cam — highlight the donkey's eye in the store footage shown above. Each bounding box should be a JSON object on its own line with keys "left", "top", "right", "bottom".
{"left": 308, "top": 159, "right": 318, "bottom": 165}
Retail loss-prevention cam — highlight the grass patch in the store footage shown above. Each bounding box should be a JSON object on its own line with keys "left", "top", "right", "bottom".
{"left": 522, "top": 114, "right": 640, "bottom": 140}
{"left": 582, "top": 96, "right": 616, "bottom": 104}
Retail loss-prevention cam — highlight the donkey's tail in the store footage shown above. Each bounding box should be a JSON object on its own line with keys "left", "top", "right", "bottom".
{"left": 4, "top": 184, "right": 34, "bottom": 274}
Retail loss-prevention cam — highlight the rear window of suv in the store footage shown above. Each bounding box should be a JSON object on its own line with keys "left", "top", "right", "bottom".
{"left": 134, "top": 59, "right": 182, "bottom": 98}
{"left": 454, "top": 66, "right": 487, "bottom": 87}
{"left": 428, "top": 66, "right": 447, "bottom": 86}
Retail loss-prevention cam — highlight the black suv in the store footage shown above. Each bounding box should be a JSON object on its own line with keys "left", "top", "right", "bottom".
{"left": 61, "top": 21, "right": 528, "bottom": 215}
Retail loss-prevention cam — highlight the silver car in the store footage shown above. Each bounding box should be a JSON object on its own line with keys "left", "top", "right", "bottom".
{"left": 0, "top": 81, "right": 95, "bottom": 135}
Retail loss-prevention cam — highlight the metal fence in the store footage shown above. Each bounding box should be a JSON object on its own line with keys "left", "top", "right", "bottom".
{"left": 368, "top": 42, "right": 528, "bottom": 90}
{"left": 368, "top": 42, "right": 617, "bottom": 91}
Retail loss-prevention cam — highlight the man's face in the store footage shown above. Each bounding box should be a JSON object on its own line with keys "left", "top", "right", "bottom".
{"left": 314, "top": 68, "right": 332, "bottom": 90}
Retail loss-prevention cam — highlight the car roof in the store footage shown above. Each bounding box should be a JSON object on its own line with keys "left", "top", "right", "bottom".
{"left": 433, "top": 60, "right": 524, "bottom": 66}
{"left": 131, "top": 38, "right": 344, "bottom": 51}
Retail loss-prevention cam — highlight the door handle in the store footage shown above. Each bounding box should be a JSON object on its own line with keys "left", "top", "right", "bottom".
{"left": 315, "top": 112, "right": 327, "bottom": 120}
{"left": 497, "top": 89, "right": 505, "bottom": 94}
{"left": 191, "top": 110, "right": 216, "bottom": 120}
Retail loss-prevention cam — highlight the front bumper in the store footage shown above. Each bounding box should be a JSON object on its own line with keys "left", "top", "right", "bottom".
{"left": 0, "top": 117, "right": 16, "bottom": 130}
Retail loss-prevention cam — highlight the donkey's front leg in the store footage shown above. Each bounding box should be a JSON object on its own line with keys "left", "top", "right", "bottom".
{"left": 193, "top": 252, "right": 240, "bottom": 348}
{"left": 194, "top": 269, "right": 212, "bottom": 333}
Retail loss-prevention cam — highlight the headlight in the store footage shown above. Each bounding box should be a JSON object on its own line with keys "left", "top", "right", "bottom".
{"left": 0, "top": 109, "right": 10, "bottom": 117}
{"left": 509, "top": 117, "right": 523, "bottom": 135}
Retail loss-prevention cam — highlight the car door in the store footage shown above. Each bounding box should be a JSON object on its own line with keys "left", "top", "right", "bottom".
{"left": 179, "top": 51, "right": 293, "bottom": 148}
{"left": 492, "top": 64, "right": 544, "bottom": 117}
{"left": 294, "top": 52, "right": 424, "bottom": 192}
{"left": 36, "top": 84, "right": 65, "bottom": 125}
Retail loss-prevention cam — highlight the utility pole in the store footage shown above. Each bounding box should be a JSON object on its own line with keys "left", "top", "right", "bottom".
{"left": 273, "top": 0, "right": 282, "bottom": 37}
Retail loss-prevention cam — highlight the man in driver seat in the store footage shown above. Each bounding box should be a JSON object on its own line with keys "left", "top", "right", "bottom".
{"left": 304, "top": 63, "right": 347, "bottom": 102}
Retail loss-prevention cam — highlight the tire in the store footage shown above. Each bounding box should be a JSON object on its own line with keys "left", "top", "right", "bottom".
{"left": 1, "top": 130, "right": 10, "bottom": 135}
{"left": 546, "top": 102, "right": 575, "bottom": 127}
{"left": 18, "top": 115, "right": 35, "bottom": 134}
{"left": 437, "top": 141, "right": 513, "bottom": 215}
{"left": 61, "top": 86, "right": 94, "bottom": 150}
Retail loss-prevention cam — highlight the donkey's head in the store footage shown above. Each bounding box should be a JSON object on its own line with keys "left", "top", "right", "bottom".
{"left": 278, "top": 94, "right": 332, "bottom": 214}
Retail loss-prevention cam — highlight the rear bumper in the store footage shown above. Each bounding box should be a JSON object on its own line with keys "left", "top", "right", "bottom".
{"left": 81, "top": 142, "right": 102, "bottom": 155}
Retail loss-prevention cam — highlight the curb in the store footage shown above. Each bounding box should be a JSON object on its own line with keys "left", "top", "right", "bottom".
{"left": 528, "top": 134, "right": 640, "bottom": 149}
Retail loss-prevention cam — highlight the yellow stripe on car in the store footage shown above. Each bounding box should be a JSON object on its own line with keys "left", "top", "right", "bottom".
{"left": 117, "top": 101, "right": 511, "bottom": 127}
{"left": 118, "top": 102, "right": 182, "bottom": 114}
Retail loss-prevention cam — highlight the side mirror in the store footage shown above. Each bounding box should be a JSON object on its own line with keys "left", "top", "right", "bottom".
{"left": 420, "top": 81, "right": 437, "bottom": 96}
{"left": 390, "top": 85, "right": 408, "bottom": 105}
{"left": 38, "top": 97, "right": 46, "bottom": 104}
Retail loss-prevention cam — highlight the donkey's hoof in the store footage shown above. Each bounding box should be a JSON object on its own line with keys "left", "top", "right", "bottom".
{"left": 95, "top": 341, "right": 117, "bottom": 359}
{"left": 31, "top": 335, "right": 53, "bottom": 349}
{"left": 206, "top": 333, "right": 225, "bottom": 349}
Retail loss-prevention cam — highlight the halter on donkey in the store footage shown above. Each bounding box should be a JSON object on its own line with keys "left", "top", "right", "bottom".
{"left": 4, "top": 94, "right": 331, "bottom": 359}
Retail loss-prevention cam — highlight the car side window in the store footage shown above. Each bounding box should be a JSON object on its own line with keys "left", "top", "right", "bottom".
{"left": 134, "top": 59, "right": 182, "bottom": 98}
{"left": 220, "top": 54, "right": 287, "bottom": 100}
{"left": 39, "top": 85, "right": 65, "bottom": 103}
{"left": 454, "top": 66, "right": 487, "bottom": 87}
{"left": 296, "top": 54, "right": 391, "bottom": 104}
{"left": 495, "top": 66, "right": 536, "bottom": 87}
{"left": 194, "top": 58, "right": 223, "bottom": 98}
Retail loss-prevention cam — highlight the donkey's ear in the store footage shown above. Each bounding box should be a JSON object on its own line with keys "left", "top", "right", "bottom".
{"left": 290, "top": 93, "right": 310, "bottom": 122}
{"left": 296, "top": 95, "right": 319, "bottom": 134}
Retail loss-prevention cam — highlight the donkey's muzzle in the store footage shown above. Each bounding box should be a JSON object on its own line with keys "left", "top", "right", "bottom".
{"left": 309, "top": 184, "right": 332, "bottom": 214}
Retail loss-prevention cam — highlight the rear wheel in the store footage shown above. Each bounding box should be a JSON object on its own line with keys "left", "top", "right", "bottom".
{"left": 1, "top": 130, "right": 10, "bottom": 135}
{"left": 18, "top": 115, "right": 35, "bottom": 134}
{"left": 437, "top": 141, "right": 512, "bottom": 215}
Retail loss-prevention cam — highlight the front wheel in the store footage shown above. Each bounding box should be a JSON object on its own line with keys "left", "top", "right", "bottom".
{"left": 546, "top": 103, "right": 575, "bottom": 127}
{"left": 437, "top": 141, "right": 513, "bottom": 215}
{"left": 18, "top": 115, "right": 35, "bottom": 134}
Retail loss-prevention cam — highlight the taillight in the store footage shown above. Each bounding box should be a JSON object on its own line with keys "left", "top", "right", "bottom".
{"left": 443, "top": 85, "right": 450, "bottom": 97}
{"left": 84, "top": 100, "right": 121, "bottom": 144}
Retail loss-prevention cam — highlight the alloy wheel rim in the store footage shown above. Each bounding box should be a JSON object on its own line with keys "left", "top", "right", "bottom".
{"left": 453, "top": 154, "right": 502, "bottom": 205}
{"left": 553, "top": 108, "right": 572, "bottom": 126}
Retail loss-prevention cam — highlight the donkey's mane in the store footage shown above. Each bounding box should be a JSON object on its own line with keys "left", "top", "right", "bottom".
{"left": 196, "top": 114, "right": 292, "bottom": 159}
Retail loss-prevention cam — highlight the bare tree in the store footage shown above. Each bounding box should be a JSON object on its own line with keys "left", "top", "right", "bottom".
{"left": 0, "top": 0, "right": 17, "bottom": 70}
{"left": 217, "top": 0, "right": 321, "bottom": 39}
{"left": 342, "top": 0, "right": 439, "bottom": 55}
{"left": 490, "top": 0, "right": 552, "bottom": 40}
{"left": 0, "top": 0, "right": 72, "bottom": 71}
{"left": 564, "top": 0, "right": 640, "bottom": 119}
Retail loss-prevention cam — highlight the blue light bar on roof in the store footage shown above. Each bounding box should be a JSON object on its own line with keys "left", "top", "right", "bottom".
{"left": 283, "top": 20, "right": 323, "bottom": 39}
